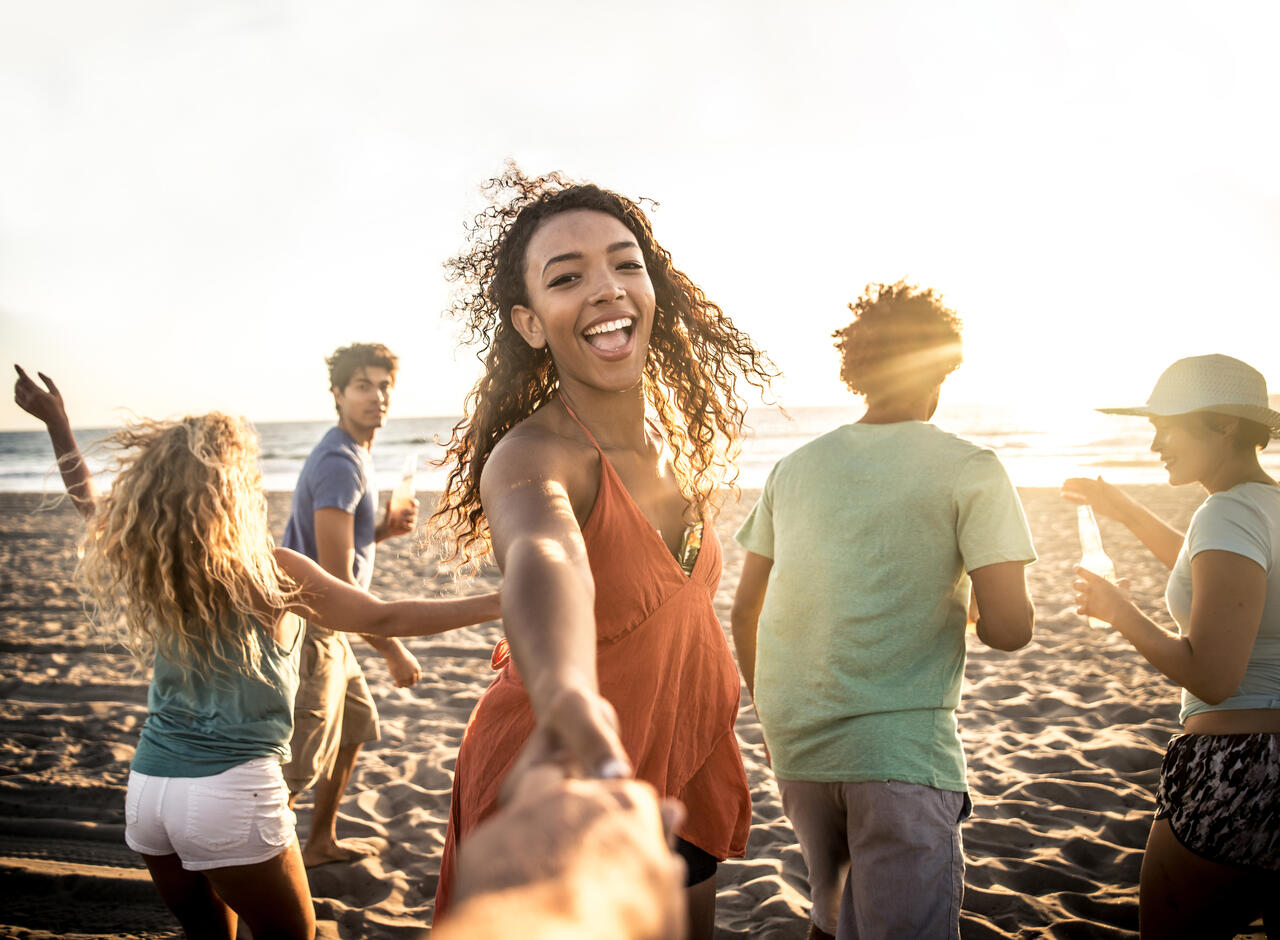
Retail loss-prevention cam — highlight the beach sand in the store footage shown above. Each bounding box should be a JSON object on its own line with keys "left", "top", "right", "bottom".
{"left": 0, "top": 486, "right": 1267, "bottom": 938}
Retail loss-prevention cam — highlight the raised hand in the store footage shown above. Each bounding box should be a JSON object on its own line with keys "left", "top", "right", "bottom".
{"left": 1060, "top": 476, "right": 1132, "bottom": 522}
{"left": 12, "top": 365, "right": 95, "bottom": 519}
{"left": 13, "top": 365, "right": 69, "bottom": 428}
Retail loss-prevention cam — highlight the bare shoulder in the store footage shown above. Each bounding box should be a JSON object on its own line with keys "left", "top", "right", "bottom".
{"left": 483, "top": 410, "right": 600, "bottom": 523}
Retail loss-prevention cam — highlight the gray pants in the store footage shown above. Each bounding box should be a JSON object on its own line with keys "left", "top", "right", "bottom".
{"left": 778, "top": 778, "right": 970, "bottom": 939}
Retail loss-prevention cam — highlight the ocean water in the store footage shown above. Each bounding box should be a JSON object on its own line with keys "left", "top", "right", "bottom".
{"left": 2, "top": 403, "right": 1278, "bottom": 496}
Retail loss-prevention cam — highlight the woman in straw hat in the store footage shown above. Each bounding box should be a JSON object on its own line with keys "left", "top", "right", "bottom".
{"left": 1063, "top": 354, "right": 1280, "bottom": 938}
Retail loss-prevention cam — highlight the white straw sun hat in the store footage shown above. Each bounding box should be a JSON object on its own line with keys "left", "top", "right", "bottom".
{"left": 1098, "top": 354, "right": 1280, "bottom": 439}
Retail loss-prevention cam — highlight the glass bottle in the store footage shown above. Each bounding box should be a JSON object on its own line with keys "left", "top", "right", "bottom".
{"left": 1077, "top": 504, "right": 1117, "bottom": 629}
{"left": 390, "top": 453, "right": 416, "bottom": 514}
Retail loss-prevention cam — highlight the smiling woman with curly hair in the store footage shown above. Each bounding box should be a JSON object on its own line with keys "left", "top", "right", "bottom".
{"left": 430, "top": 166, "right": 776, "bottom": 937}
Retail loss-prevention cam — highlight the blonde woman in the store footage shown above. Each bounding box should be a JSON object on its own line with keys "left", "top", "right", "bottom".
{"left": 13, "top": 365, "right": 499, "bottom": 940}
{"left": 1065, "top": 355, "right": 1279, "bottom": 939}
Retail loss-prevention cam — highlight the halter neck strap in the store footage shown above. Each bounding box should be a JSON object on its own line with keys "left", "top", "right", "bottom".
{"left": 558, "top": 396, "right": 604, "bottom": 452}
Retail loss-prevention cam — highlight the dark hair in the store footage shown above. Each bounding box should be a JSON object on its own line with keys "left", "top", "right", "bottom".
{"left": 1178, "top": 412, "right": 1272, "bottom": 452}
{"left": 432, "top": 165, "right": 777, "bottom": 571}
{"left": 326, "top": 343, "right": 399, "bottom": 394}
{"left": 832, "top": 281, "right": 963, "bottom": 404}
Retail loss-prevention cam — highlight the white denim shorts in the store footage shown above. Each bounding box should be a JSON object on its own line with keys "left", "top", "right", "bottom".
{"left": 124, "top": 757, "right": 296, "bottom": 871}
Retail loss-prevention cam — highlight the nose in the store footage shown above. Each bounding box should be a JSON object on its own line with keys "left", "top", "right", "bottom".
{"left": 588, "top": 268, "right": 626, "bottom": 304}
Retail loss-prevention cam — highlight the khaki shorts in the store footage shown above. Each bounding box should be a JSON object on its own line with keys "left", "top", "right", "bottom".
{"left": 779, "top": 777, "right": 970, "bottom": 940}
{"left": 282, "top": 624, "right": 379, "bottom": 795}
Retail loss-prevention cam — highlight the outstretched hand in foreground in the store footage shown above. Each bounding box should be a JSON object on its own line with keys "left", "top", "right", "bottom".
{"left": 442, "top": 764, "right": 688, "bottom": 940}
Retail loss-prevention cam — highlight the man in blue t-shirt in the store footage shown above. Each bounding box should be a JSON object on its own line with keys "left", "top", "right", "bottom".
{"left": 281, "top": 342, "right": 419, "bottom": 867}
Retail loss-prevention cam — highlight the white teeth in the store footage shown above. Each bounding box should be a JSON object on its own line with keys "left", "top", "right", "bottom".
{"left": 583, "top": 317, "right": 632, "bottom": 336}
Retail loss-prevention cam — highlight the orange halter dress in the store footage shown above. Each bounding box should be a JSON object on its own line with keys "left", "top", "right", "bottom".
{"left": 433, "top": 413, "right": 751, "bottom": 920}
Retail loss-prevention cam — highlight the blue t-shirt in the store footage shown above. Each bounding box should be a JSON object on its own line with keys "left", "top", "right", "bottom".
{"left": 281, "top": 426, "right": 377, "bottom": 589}
{"left": 131, "top": 614, "right": 304, "bottom": 777}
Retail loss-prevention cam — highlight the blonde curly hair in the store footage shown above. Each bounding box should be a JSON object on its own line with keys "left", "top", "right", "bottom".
{"left": 76, "top": 413, "right": 298, "bottom": 679}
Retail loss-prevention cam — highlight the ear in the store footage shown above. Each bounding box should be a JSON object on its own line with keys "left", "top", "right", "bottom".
{"left": 510, "top": 304, "right": 547, "bottom": 350}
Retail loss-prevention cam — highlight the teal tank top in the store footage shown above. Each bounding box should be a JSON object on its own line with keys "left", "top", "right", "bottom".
{"left": 131, "top": 613, "right": 304, "bottom": 778}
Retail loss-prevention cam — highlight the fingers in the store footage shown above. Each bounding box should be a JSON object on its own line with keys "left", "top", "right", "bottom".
{"left": 1073, "top": 565, "right": 1103, "bottom": 584}
{"left": 37, "top": 372, "right": 59, "bottom": 396}
{"left": 500, "top": 687, "right": 632, "bottom": 804}
{"left": 500, "top": 723, "right": 563, "bottom": 805}
{"left": 504, "top": 763, "right": 572, "bottom": 812}
{"left": 657, "top": 797, "right": 686, "bottom": 847}
{"left": 13, "top": 364, "right": 33, "bottom": 398}
{"left": 544, "top": 686, "right": 630, "bottom": 779}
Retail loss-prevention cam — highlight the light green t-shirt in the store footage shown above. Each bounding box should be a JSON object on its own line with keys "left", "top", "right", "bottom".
{"left": 736, "top": 421, "right": 1036, "bottom": 790}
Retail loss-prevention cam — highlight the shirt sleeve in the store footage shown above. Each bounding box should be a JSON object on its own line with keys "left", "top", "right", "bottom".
{"left": 310, "top": 451, "right": 365, "bottom": 515}
{"left": 954, "top": 449, "right": 1037, "bottom": 572}
{"left": 735, "top": 466, "right": 777, "bottom": 559}
{"left": 1187, "top": 492, "right": 1271, "bottom": 572}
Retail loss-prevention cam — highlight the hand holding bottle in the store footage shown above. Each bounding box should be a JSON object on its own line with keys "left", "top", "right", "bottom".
{"left": 1076, "top": 504, "right": 1119, "bottom": 628}
{"left": 1073, "top": 565, "right": 1132, "bottom": 627}
{"left": 382, "top": 453, "right": 419, "bottom": 538}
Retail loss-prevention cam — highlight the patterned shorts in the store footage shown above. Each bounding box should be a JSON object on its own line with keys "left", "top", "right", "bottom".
{"left": 1155, "top": 732, "right": 1280, "bottom": 872}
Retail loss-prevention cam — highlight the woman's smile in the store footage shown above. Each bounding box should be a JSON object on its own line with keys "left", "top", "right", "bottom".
{"left": 581, "top": 314, "right": 636, "bottom": 357}
{"left": 514, "top": 209, "right": 657, "bottom": 388}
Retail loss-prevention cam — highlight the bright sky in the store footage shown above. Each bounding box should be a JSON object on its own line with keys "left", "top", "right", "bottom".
{"left": 2, "top": 0, "right": 1278, "bottom": 430}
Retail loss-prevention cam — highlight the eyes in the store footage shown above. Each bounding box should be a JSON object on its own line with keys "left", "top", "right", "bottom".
{"left": 545, "top": 258, "right": 646, "bottom": 290}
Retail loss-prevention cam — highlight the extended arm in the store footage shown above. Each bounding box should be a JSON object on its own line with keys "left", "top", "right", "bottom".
{"left": 480, "top": 434, "right": 629, "bottom": 779}
{"left": 1062, "top": 476, "right": 1184, "bottom": 570}
{"left": 730, "top": 551, "right": 773, "bottom": 702}
{"left": 276, "top": 548, "right": 500, "bottom": 637}
{"left": 969, "top": 560, "right": 1034, "bottom": 651}
{"left": 12, "top": 366, "right": 96, "bottom": 520}
{"left": 314, "top": 506, "right": 422, "bottom": 687}
{"left": 1076, "top": 550, "right": 1265, "bottom": 704}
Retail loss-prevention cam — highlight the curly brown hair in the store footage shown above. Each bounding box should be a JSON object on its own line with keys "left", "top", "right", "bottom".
{"left": 76, "top": 413, "right": 299, "bottom": 679}
{"left": 432, "top": 165, "right": 777, "bottom": 571}
{"left": 833, "top": 281, "right": 963, "bottom": 404}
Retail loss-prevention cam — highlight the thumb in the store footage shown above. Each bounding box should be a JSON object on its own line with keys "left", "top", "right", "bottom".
{"left": 38, "top": 372, "right": 60, "bottom": 396}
